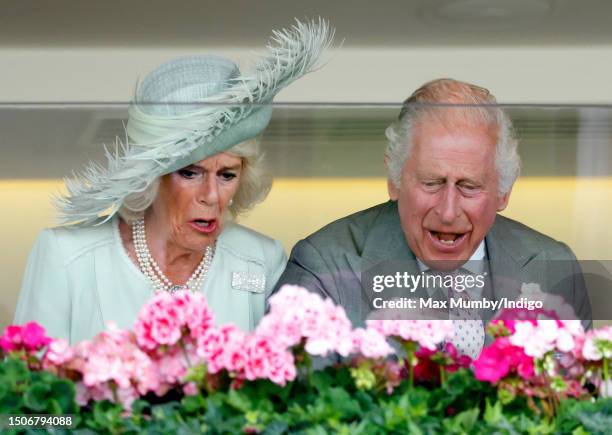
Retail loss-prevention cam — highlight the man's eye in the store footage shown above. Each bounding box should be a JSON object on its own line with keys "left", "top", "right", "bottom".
{"left": 459, "top": 184, "right": 480, "bottom": 194}
{"left": 422, "top": 181, "right": 442, "bottom": 188}
{"left": 178, "top": 169, "right": 197, "bottom": 179}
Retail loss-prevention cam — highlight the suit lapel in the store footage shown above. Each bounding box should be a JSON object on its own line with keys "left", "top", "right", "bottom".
{"left": 485, "top": 215, "right": 542, "bottom": 323}
{"left": 360, "top": 201, "right": 423, "bottom": 305}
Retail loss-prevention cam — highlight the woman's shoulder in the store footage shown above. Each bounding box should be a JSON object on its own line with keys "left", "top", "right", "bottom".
{"left": 36, "top": 219, "right": 116, "bottom": 265}
{"left": 216, "top": 222, "right": 284, "bottom": 265}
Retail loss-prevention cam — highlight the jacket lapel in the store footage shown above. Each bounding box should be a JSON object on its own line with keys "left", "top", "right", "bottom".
{"left": 360, "top": 201, "right": 423, "bottom": 306}
{"left": 485, "top": 215, "right": 543, "bottom": 323}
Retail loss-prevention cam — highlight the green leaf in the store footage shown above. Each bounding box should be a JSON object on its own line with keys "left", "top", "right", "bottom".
{"left": 226, "top": 388, "right": 253, "bottom": 413}
{"left": 498, "top": 387, "right": 516, "bottom": 405}
{"left": 23, "top": 383, "right": 51, "bottom": 412}
{"left": 572, "top": 427, "right": 591, "bottom": 435}
{"left": 90, "top": 400, "right": 125, "bottom": 432}
{"left": 49, "top": 379, "right": 77, "bottom": 413}
{"left": 484, "top": 399, "right": 503, "bottom": 425}
{"left": 182, "top": 393, "right": 207, "bottom": 414}
{"left": 325, "top": 387, "right": 361, "bottom": 418}
{"left": 45, "top": 398, "right": 63, "bottom": 414}
{"left": 0, "top": 392, "right": 23, "bottom": 413}
{"left": 451, "top": 407, "right": 480, "bottom": 432}
{"left": 262, "top": 420, "right": 289, "bottom": 435}
{"left": 184, "top": 363, "right": 207, "bottom": 385}
{"left": 0, "top": 358, "right": 30, "bottom": 387}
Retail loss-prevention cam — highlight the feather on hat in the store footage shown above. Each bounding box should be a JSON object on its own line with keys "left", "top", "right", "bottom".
{"left": 55, "top": 18, "right": 334, "bottom": 226}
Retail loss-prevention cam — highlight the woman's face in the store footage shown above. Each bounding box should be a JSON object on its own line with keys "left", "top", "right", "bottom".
{"left": 150, "top": 152, "right": 242, "bottom": 251}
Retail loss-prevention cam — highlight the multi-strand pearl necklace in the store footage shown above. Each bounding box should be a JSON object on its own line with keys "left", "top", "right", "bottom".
{"left": 132, "top": 217, "right": 214, "bottom": 293}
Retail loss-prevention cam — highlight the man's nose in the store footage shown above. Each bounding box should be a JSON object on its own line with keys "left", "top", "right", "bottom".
{"left": 435, "top": 185, "right": 461, "bottom": 224}
{"left": 197, "top": 176, "right": 219, "bottom": 206}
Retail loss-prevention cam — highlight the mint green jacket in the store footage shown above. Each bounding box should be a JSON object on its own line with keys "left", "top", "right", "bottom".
{"left": 14, "top": 218, "right": 286, "bottom": 344}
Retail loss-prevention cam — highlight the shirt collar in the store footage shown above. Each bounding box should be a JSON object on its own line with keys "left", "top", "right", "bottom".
{"left": 417, "top": 239, "right": 487, "bottom": 300}
{"left": 416, "top": 239, "right": 486, "bottom": 274}
{"left": 416, "top": 239, "right": 487, "bottom": 300}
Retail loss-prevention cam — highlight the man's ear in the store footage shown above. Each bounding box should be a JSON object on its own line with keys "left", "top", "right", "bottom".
{"left": 497, "top": 188, "right": 512, "bottom": 211}
{"left": 384, "top": 154, "right": 399, "bottom": 200}
{"left": 388, "top": 178, "right": 399, "bottom": 200}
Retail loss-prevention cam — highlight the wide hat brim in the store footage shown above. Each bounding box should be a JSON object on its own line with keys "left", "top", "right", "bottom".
{"left": 163, "top": 104, "right": 273, "bottom": 175}
{"left": 55, "top": 18, "right": 333, "bottom": 226}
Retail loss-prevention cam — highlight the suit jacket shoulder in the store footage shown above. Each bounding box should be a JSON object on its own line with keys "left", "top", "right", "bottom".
{"left": 303, "top": 201, "right": 391, "bottom": 257}
{"left": 489, "top": 214, "right": 575, "bottom": 261}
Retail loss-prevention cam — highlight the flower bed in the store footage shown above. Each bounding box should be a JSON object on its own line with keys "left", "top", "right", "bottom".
{"left": 1, "top": 286, "right": 611, "bottom": 434}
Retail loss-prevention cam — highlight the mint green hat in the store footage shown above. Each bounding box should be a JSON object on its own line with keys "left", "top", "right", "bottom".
{"left": 56, "top": 19, "right": 333, "bottom": 225}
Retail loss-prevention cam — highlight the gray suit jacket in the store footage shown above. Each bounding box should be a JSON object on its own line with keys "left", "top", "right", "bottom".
{"left": 274, "top": 201, "right": 592, "bottom": 330}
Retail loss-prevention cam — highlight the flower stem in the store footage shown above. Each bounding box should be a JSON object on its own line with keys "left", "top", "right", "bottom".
{"left": 180, "top": 339, "right": 192, "bottom": 367}
{"left": 439, "top": 364, "right": 446, "bottom": 386}
{"left": 110, "top": 382, "right": 119, "bottom": 404}
{"left": 604, "top": 357, "right": 609, "bottom": 397}
{"left": 402, "top": 342, "right": 416, "bottom": 389}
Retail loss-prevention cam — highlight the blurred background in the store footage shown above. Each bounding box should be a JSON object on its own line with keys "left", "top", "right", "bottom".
{"left": 1, "top": 0, "right": 611, "bottom": 326}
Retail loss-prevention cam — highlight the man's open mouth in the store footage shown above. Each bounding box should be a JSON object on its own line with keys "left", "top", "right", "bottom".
{"left": 429, "top": 231, "right": 464, "bottom": 246}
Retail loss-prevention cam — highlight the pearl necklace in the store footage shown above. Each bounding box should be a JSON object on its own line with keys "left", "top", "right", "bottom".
{"left": 132, "top": 217, "right": 214, "bottom": 293}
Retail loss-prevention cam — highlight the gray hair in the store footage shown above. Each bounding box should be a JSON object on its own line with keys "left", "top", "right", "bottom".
{"left": 385, "top": 78, "right": 521, "bottom": 195}
{"left": 118, "top": 137, "right": 271, "bottom": 222}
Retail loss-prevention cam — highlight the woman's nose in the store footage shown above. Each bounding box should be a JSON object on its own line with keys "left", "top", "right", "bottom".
{"left": 197, "top": 176, "right": 219, "bottom": 206}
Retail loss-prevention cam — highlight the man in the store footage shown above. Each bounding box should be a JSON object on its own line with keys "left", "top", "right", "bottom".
{"left": 274, "top": 79, "right": 591, "bottom": 357}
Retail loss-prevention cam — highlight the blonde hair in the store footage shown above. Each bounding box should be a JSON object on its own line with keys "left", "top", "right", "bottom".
{"left": 118, "top": 137, "right": 270, "bottom": 222}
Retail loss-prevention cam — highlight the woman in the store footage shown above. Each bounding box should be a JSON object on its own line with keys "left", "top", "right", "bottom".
{"left": 14, "top": 20, "right": 333, "bottom": 343}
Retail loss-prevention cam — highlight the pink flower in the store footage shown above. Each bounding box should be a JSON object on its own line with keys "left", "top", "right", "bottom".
{"left": 493, "top": 308, "right": 561, "bottom": 333}
{"left": 44, "top": 339, "right": 74, "bottom": 366}
{"left": 135, "top": 291, "right": 215, "bottom": 351}
{"left": 258, "top": 285, "right": 355, "bottom": 357}
{"left": 351, "top": 328, "right": 394, "bottom": 359}
{"left": 183, "top": 382, "right": 198, "bottom": 396}
{"left": 366, "top": 319, "right": 454, "bottom": 350}
{"left": 509, "top": 319, "right": 584, "bottom": 359}
{"left": 196, "top": 324, "right": 246, "bottom": 374}
{"left": 0, "top": 322, "right": 51, "bottom": 353}
{"left": 242, "top": 334, "right": 296, "bottom": 386}
{"left": 473, "top": 337, "right": 534, "bottom": 383}
{"left": 582, "top": 326, "right": 612, "bottom": 361}
{"left": 153, "top": 348, "right": 190, "bottom": 386}
{"left": 0, "top": 325, "right": 23, "bottom": 352}
{"left": 71, "top": 323, "right": 159, "bottom": 410}
{"left": 442, "top": 343, "right": 472, "bottom": 373}
{"left": 21, "top": 322, "right": 51, "bottom": 351}
{"left": 473, "top": 341, "right": 511, "bottom": 383}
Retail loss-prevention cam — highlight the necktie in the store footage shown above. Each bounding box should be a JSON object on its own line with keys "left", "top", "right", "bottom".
{"left": 448, "top": 271, "right": 485, "bottom": 359}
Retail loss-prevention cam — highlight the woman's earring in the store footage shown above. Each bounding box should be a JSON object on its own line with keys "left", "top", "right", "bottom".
{"left": 229, "top": 199, "right": 234, "bottom": 207}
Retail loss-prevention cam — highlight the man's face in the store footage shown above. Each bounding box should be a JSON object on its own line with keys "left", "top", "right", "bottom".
{"left": 388, "top": 117, "right": 511, "bottom": 270}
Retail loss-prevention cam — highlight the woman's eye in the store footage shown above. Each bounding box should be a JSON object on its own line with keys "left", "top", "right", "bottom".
{"left": 220, "top": 172, "right": 237, "bottom": 181}
{"left": 178, "top": 169, "right": 197, "bottom": 179}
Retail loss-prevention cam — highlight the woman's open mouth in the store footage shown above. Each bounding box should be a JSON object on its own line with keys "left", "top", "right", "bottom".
{"left": 189, "top": 219, "right": 217, "bottom": 234}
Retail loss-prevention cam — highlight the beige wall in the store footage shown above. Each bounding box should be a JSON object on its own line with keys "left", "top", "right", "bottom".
{"left": 1, "top": 47, "right": 612, "bottom": 103}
